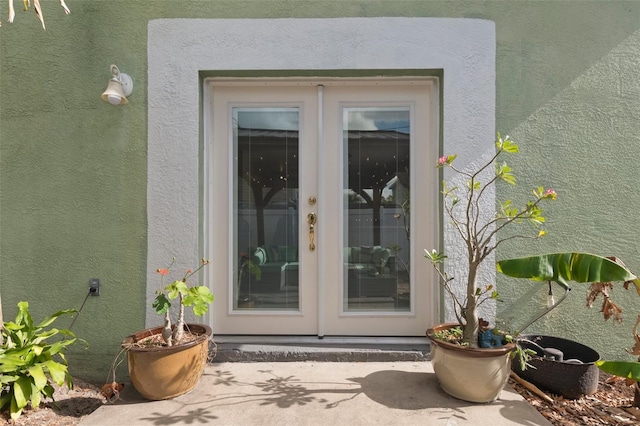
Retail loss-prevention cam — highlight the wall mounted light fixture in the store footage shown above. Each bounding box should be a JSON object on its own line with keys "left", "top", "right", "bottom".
{"left": 101, "top": 65, "right": 133, "bottom": 105}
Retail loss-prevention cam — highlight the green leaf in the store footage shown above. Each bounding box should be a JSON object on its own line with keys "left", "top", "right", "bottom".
{"left": 15, "top": 302, "right": 34, "bottom": 332}
{"left": 42, "top": 383, "right": 55, "bottom": 399}
{"left": 501, "top": 140, "right": 519, "bottom": 153}
{"left": 31, "top": 328, "right": 59, "bottom": 344}
{"left": 47, "top": 338, "right": 77, "bottom": 356}
{"left": 596, "top": 360, "right": 640, "bottom": 382}
{"left": 31, "top": 345, "right": 44, "bottom": 357}
{"left": 10, "top": 394, "right": 22, "bottom": 421}
{"left": 0, "top": 374, "right": 20, "bottom": 386}
{"left": 0, "top": 393, "right": 11, "bottom": 411}
{"left": 35, "top": 309, "right": 77, "bottom": 329}
{"left": 496, "top": 133, "right": 519, "bottom": 153}
{"left": 192, "top": 303, "right": 209, "bottom": 317}
{"left": 30, "top": 381, "right": 41, "bottom": 410}
{"left": 166, "top": 280, "right": 189, "bottom": 299}
{"left": 497, "top": 253, "right": 640, "bottom": 290}
{"left": 28, "top": 365, "right": 47, "bottom": 391}
{"left": 496, "top": 162, "right": 516, "bottom": 185}
{"left": 0, "top": 349, "right": 35, "bottom": 372}
{"left": 152, "top": 294, "right": 171, "bottom": 315}
{"left": 13, "top": 375, "right": 32, "bottom": 413}
{"left": 43, "top": 360, "right": 68, "bottom": 386}
{"left": 3, "top": 322, "right": 24, "bottom": 331}
{"left": 424, "top": 249, "right": 447, "bottom": 263}
{"left": 184, "top": 286, "right": 214, "bottom": 316}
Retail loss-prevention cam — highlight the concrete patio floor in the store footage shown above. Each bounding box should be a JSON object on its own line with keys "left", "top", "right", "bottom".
{"left": 79, "top": 361, "right": 552, "bottom": 425}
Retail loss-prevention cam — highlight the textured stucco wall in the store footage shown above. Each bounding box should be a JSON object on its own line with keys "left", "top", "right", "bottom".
{"left": 1, "top": 1, "right": 640, "bottom": 382}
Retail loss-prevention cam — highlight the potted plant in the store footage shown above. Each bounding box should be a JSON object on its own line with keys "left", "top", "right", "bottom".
{"left": 121, "top": 257, "right": 214, "bottom": 400}
{"left": 424, "top": 133, "right": 558, "bottom": 402}
{"left": 497, "top": 252, "right": 640, "bottom": 398}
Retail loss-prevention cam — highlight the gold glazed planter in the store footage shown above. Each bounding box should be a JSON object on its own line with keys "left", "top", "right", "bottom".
{"left": 426, "top": 323, "right": 516, "bottom": 403}
{"left": 122, "top": 323, "right": 212, "bottom": 400}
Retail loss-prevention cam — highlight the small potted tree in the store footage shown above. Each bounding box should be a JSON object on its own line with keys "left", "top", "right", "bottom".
{"left": 424, "top": 133, "right": 558, "bottom": 402}
{"left": 423, "top": 131, "right": 640, "bottom": 403}
{"left": 121, "top": 258, "right": 214, "bottom": 400}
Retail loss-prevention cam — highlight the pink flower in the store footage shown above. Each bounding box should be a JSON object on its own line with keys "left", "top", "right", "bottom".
{"left": 543, "top": 189, "right": 557, "bottom": 200}
{"left": 157, "top": 268, "right": 169, "bottom": 276}
{"left": 437, "top": 156, "right": 448, "bottom": 165}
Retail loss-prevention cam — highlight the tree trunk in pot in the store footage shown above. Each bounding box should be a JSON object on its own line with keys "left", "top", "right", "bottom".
{"left": 463, "top": 260, "right": 480, "bottom": 348}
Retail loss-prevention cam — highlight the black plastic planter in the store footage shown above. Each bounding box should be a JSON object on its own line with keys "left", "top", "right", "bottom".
{"left": 514, "top": 335, "right": 600, "bottom": 399}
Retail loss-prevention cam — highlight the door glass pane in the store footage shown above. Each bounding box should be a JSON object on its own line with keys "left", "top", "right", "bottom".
{"left": 343, "top": 107, "right": 411, "bottom": 312}
{"left": 233, "top": 108, "right": 300, "bottom": 311}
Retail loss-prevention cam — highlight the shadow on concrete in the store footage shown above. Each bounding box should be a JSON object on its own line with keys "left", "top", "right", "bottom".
{"left": 95, "top": 365, "right": 548, "bottom": 426}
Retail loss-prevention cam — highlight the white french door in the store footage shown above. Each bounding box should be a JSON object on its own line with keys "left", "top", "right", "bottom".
{"left": 206, "top": 79, "right": 439, "bottom": 336}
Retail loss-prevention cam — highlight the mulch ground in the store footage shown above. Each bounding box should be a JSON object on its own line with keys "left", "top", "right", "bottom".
{"left": 510, "top": 373, "right": 640, "bottom": 425}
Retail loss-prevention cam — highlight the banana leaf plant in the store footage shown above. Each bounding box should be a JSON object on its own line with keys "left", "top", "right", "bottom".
{"left": 497, "top": 252, "right": 640, "bottom": 333}
{"left": 497, "top": 252, "right": 640, "bottom": 403}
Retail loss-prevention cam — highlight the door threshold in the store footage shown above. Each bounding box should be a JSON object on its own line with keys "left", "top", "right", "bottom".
{"left": 213, "top": 335, "right": 430, "bottom": 363}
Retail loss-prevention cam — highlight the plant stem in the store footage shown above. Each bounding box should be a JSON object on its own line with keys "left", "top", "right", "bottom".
{"left": 463, "top": 259, "right": 480, "bottom": 347}
{"left": 162, "top": 312, "right": 173, "bottom": 346}
{"left": 173, "top": 292, "right": 185, "bottom": 343}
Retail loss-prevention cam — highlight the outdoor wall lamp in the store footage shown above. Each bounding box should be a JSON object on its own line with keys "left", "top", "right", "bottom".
{"left": 101, "top": 65, "right": 133, "bottom": 105}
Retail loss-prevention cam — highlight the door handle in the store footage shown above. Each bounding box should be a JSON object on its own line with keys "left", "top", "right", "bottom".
{"left": 307, "top": 212, "right": 317, "bottom": 251}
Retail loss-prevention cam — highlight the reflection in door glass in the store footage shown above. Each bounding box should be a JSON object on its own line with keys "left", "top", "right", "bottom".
{"left": 343, "top": 107, "right": 411, "bottom": 312}
{"left": 233, "top": 108, "right": 300, "bottom": 311}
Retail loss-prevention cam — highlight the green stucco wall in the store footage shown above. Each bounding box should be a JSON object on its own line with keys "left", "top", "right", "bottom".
{"left": 1, "top": 1, "right": 639, "bottom": 382}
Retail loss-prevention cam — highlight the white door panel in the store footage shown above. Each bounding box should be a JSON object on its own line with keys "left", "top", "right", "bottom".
{"left": 206, "top": 80, "right": 439, "bottom": 336}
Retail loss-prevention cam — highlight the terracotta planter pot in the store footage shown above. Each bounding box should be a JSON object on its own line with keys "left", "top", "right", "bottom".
{"left": 426, "top": 323, "right": 516, "bottom": 403}
{"left": 122, "top": 323, "right": 212, "bottom": 400}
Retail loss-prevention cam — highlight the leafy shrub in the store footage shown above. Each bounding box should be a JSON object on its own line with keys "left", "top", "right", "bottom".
{"left": 0, "top": 301, "right": 82, "bottom": 420}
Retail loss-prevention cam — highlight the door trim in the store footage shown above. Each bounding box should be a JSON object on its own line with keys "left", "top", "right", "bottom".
{"left": 147, "top": 18, "right": 496, "bottom": 329}
{"left": 206, "top": 79, "right": 439, "bottom": 336}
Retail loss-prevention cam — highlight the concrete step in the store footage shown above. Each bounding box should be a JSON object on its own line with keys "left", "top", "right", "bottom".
{"left": 212, "top": 336, "right": 431, "bottom": 362}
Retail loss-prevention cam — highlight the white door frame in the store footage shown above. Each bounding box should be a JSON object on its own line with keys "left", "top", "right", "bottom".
{"left": 146, "top": 18, "right": 496, "bottom": 329}
{"left": 206, "top": 79, "right": 439, "bottom": 336}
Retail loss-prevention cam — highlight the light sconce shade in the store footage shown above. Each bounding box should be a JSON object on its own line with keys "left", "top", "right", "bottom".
{"left": 101, "top": 65, "right": 133, "bottom": 105}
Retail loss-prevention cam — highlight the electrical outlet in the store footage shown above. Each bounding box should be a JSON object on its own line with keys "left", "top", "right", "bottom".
{"left": 89, "top": 278, "right": 100, "bottom": 296}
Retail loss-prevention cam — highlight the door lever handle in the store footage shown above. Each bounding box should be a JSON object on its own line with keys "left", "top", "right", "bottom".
{"left": 307, "top": 212, "right": 317, "bottom": 251}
